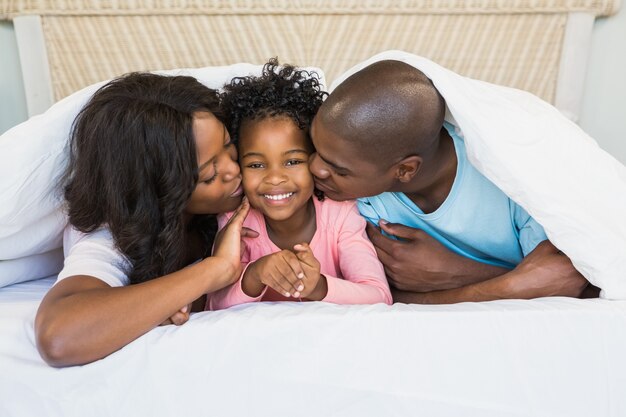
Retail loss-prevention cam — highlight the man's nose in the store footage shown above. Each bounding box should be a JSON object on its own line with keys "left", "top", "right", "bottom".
{"left": 309, "top": 153, "right": 329, "bottom": 179}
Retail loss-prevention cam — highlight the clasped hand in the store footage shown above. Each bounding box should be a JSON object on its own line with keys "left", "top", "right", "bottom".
{"left": 243, "top": 243, "right": 325, "bottom": 300}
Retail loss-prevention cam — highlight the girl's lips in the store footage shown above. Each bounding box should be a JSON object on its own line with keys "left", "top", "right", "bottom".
{"left": 261, "top": 191, "right": 296, "bottom": 206}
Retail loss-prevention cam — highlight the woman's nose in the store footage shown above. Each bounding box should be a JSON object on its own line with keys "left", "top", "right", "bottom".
{"left": 220, "top": 148, "right": 240, "bottom": 182}
{"left": 309, "top": 153, "right": 330, "bottom": 179}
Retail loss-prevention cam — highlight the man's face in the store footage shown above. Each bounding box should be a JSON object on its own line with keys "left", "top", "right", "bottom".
{"left": 309, "top": 115, "right": 395, "bottom": 201}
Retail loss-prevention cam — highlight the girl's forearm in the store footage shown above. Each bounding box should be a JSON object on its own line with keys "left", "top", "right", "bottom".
{"left": 241, "top": 265, "right": 267, "bottom": 297}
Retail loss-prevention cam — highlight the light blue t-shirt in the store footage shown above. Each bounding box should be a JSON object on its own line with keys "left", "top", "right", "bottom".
{"left": 357, "top": 123, "right": 547, "bottom": 269}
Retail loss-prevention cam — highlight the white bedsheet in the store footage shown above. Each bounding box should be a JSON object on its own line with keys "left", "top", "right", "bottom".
{"left": 1, "top": 279, "right": 626, "bottom": 417}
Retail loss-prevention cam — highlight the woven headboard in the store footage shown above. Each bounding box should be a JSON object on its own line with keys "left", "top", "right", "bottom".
{"left": 1, "top": 0, "right": 620, "bottom": 121}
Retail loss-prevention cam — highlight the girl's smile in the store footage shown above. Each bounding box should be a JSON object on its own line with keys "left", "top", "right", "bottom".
{"left": 238, "top": 117, "right": 314, "bottom": 223}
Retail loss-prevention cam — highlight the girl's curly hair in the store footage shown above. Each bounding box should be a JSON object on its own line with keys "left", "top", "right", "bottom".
{"left": 220, "top": 58, "right": 327, "bottom": 143}
{"left": 63, "top": 72, "right": 223, "bottom": 284}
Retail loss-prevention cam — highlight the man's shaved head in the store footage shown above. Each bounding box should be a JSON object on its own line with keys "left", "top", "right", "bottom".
{"left": 318, "top": 60, "right": 445, "bottom": 165}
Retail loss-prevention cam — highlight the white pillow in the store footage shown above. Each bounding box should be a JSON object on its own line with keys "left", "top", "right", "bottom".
{"left": 0, "top": 63, "right": 326, "bottom": 287}
{"left": 0, "top": 248, "right": 64, "bottom": 287}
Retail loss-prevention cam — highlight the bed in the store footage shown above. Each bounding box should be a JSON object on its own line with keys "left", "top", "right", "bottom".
{"left": 1, "top": 1, "right": 626, "bottom": 416}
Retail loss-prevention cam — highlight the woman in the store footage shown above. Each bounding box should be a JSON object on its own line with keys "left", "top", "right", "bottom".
{"left": 35, "top": 72, "right": 256, "bottom": 367}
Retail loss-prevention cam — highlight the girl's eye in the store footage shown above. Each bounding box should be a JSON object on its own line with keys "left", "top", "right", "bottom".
{"left": 247, "top": 163, "right": 264, "bottom": 169}
{"left": 286, "top": 159, "right": 304, "bottom": 166}
{"left": 333, "top": 169, "right": 347, "bottom": 177}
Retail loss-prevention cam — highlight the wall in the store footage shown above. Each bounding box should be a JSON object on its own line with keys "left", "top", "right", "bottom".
{"left": 0, "top": 21, "right": 27, "bottom": 133}
{"left": 1, "top": 12, "right": 625, "bottom": 164}
{"left": 579, "top": 6, "right": 626, "bottom": 164}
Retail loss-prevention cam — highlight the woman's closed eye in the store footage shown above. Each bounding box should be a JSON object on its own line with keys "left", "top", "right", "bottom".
{"left": 201, "top": 161, "right": 218, "bottom": 184}
{"left": 202, "top": 172, "right": 217, "bottom": 184}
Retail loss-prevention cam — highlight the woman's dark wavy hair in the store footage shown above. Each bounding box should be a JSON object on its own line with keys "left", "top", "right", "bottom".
{"left": 220, "top": 58, "right": 327, "bottom": 143}
{"left": 63, "top": 72, "right": 224, "bottom": 284}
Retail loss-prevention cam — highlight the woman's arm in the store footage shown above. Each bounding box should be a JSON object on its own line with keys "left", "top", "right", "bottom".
{"left": 36, "top": 258, "right": 236, "bottom": 367}
{"left": 205, "top": 262, "right": 268, "bottom": 310}
{"left": 36, "top": 198, "right": 254, "bottom": 367}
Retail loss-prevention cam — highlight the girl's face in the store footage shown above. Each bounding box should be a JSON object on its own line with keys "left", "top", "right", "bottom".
{"left": 185, "top": 112, "right": 243, "bottom": 215}
{"left": 239, "top": 117, "right": 314, "bottom": 222}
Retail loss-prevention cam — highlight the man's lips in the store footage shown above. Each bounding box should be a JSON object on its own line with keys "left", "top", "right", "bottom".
{"left": 314, "top": 180, "right": 334, "bottom": 194}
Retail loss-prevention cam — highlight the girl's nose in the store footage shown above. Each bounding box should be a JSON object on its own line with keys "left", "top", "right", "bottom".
{"left": 264, "top": 167, "right": 288, "bottom": 185}
{"left": 309, "top": 153, "right": 330, "bottom": 179}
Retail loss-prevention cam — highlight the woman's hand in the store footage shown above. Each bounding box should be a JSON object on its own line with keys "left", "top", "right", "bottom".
{"left": 212, "top": 197, "right": 258, "bottom": 285}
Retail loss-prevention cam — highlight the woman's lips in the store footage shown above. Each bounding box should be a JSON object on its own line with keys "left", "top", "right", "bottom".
{"left": 231, "top": 184, "right": 243, "bottom": 197}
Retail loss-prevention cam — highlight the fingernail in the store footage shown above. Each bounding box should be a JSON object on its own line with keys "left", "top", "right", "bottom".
{"left": 380, "top": 219, "right": 389, "bottom": 225}
{"left": 298, "top": 273, "right": 304, "bottom": 279}
{"left": 294, "top": 292, "right": 300, "bottom": 298}
{"left": 284, "top": 292, "right": 291, "bottom": 297}
{"left": 297, "top": 284, "right": 304, "bottom": 291}
{"left": 181, "top": 305, "right": 188, "bottom": 313}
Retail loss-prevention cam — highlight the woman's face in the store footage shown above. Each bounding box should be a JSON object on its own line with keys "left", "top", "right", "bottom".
{"left": 185, "top": 112, "right": 243, "bottom": 215}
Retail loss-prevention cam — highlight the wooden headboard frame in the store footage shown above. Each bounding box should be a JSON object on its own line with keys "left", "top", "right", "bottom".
{"left": 1, "top": 0, "right": 620, "bottom": 121}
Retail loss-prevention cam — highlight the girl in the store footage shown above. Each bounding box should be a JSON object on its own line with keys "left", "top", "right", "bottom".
{"left": 206, "top": 60, "right": 391, "bottom": 309}
{"left": 35, "top": 73, "right": 256, "bottom": 367}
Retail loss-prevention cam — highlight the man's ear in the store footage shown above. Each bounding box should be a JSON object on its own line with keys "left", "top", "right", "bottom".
{"left": 394, "top": 155, "right": 421, "bottom": 183}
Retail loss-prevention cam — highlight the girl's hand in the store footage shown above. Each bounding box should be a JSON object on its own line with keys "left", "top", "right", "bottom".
{"left": 242, "top": 251, "right": 306, "bottom": 298}
{"left": 294, "top": 243, "right": 327, "bottom": 300}
{"left": 212, "top": 197, "right": 258, "bottom": 285}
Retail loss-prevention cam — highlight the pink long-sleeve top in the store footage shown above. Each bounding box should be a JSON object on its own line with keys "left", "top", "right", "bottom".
{"left": 206, "top": 197, "right": 392, "bottom": 310}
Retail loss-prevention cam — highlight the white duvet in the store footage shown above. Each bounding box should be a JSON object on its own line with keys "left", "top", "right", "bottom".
{"left": 2, "top": 278, "right": 626, "bottom": 417}
{"left": 333, "top": 51, "right": 626, "bottom": 299}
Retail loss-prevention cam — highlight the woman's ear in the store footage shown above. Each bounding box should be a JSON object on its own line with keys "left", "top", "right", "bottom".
{"left": 394, "top": 155, "right": 421, "bottom": 183}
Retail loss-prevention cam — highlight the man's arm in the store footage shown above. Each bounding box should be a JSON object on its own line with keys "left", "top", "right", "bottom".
{"left": 390, "top": 240, "right": 589, "bottom": 304}
{"left": 366, "top": 221, "right": 510, "bottom": 292}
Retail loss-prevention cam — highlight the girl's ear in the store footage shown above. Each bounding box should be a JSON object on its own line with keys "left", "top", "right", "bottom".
{"left": 394, "top": 155, "right": 421, "bottom": 183}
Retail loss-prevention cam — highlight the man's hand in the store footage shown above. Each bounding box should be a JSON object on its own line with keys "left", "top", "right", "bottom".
{"left": 390, "top": 240, "right": 590, "bottom": 304}
{"left": 509, "top": 240, "right": 589, "bottom": 298}
{"left": 366, "top": 221, "right": 508, "bottom": 292}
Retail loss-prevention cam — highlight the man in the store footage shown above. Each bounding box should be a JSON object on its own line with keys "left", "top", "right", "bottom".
{"left": 309, "top": 59, "right": 590, "bottom": 304}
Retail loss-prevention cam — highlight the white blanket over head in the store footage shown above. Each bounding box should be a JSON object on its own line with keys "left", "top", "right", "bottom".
{"left": 331, "top": 51, "right": 626, "bottom": 300}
